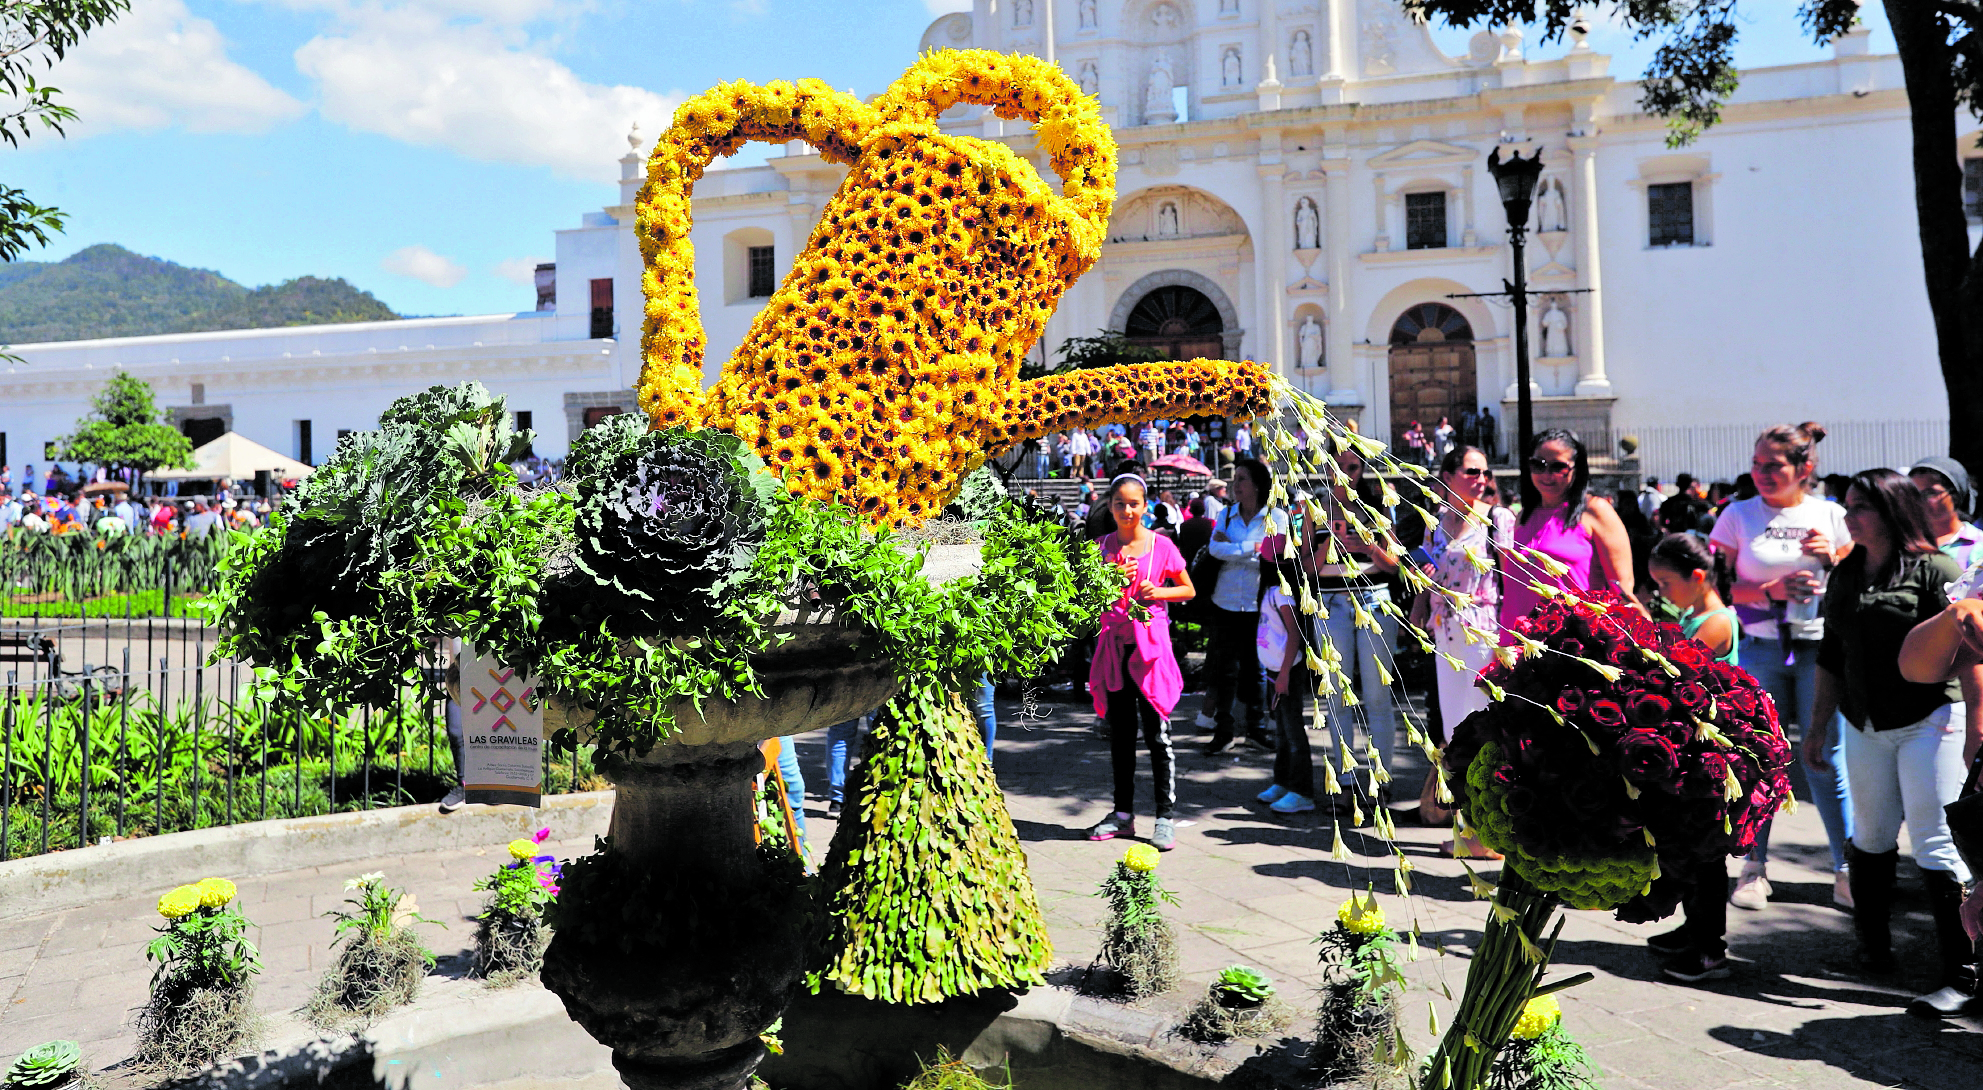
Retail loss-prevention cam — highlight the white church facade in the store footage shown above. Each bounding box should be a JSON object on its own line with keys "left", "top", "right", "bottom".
{"left": 2, "top": 0, "right": 1977, "bottom": 484}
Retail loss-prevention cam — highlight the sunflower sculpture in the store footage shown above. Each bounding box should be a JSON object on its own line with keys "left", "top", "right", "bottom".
{"left": 633, "top": 49, "right": 1277, "bottom": 525}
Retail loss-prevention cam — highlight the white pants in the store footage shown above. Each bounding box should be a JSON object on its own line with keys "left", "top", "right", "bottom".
{"left": 1844, "top": 703, "right": 1972, "bottom": 881}
{"left": 1432, "top": 624, "right": 1496, "bottom": 736}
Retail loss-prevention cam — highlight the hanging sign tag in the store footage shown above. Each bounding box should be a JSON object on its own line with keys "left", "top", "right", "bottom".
{"left": 460, "top": 644, "right": 544, "bottom": 807}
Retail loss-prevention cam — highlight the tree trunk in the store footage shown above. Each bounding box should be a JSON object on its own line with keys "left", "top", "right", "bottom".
{"left": 1883, "top": 1, "right": 1983, "bottom": 477}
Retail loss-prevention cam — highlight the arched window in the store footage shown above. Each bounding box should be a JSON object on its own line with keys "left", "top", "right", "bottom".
{"left": 1389, "top": 302, "right": 1473, "bottom": 345}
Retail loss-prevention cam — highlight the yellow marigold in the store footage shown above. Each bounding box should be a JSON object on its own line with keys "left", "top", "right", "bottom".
{"left": 1511, "top": 994, "right": 1561, "bottom": 1040}
{"left": 1336, "top": 894, "right": 1387, "bottom": 935}
{"left": 508, "top": 838, "right": 538, "bottom": 861}
{"left": 194, "top": 877, "right": 237, "bottom": 908}
{"left": 1122, "top": 844, "right": 1161, "bottom": 873}
{"left": 158, "top": 885, "right": 202, "bottom": 920}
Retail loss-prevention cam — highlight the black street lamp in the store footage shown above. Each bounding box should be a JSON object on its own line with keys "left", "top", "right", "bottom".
{"left": 1487, "top": 144, "right": 1545, "bottom": 493}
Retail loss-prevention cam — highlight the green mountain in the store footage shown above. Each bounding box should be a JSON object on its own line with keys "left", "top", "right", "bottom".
{"left": 0, "top": 243, "right": 400, "bottom": 344}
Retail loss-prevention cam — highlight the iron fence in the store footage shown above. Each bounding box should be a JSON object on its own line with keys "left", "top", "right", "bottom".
{"left": 1625, "top": 419, "right": 1949, "bottom": 486}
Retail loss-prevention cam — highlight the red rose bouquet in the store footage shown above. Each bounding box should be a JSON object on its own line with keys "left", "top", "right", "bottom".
{"left": 1424, "top": 591, "right": 1791, "bottom": 1089}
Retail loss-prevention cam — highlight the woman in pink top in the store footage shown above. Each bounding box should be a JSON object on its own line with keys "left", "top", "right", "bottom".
{"left": 1499, "top": 428, "right": 1640, "bottom": 630}
{"left": 1086, "top": 474, "right": 1195, "bottom": 851}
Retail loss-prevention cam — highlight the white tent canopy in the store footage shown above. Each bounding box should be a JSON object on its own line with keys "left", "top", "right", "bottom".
{"left": 148, "top": 431, "right": 314, "bottom": 481}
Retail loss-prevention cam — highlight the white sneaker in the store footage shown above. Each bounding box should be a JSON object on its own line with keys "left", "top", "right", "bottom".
{"left": 1833, "top": 868, "right": 1854, "bottom": 910}
{"left": 1729, "top": 864, "right": 1771, "bottom": 911}
{"left": 1193, "top": 711, "right": 1217, "bottom": 731}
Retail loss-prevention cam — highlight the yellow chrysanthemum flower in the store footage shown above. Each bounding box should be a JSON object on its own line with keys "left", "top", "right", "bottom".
{"left": 194, "top": 877, "right": 237, "bottom": 908}
{"left": 1122, "top": 843, "right": 1161, "bottom": 873}
{"left": 508, "top": 839, "right": 538, "bottom": 862}
{"left": 158, "top": 885, "right": 202, "bottom": 920}
{"left": 1336, "top": 895, "right": 1387, "bottom": 935}
{"left": 1511, "top": 994, "right": 1561, "bottom": 1040}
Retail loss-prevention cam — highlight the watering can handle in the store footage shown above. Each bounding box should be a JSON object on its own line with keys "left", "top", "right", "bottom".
{"left": 633, "top": 80, "right": 881, "bottom": 429}
{"left": 876, "top": 51, "right": 1117, "bottom": 243}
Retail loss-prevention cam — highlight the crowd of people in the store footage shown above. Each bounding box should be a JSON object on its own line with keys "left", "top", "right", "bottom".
{"left": 0, "top": 464, "right": 274, "bottom": 538}
{"left": 1069, "top": 420, "right": 1982, "bottom": 1019}
{"left": 1014, "top": 418, "right": 1253, "bottom": 480}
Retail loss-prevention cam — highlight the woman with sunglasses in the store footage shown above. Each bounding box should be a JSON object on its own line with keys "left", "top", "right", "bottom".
{"left": 1412, "top": 446, "right": 1512, "bottom": 738}
{"left": 1498, "top": 429, "right": 1640, "bottom": 633}
{"left": 1707, "top": 422, "right": 1854, "bottom": 911}
{"left": 1806, "top": 471, "right": 1975, "bottom": 1011}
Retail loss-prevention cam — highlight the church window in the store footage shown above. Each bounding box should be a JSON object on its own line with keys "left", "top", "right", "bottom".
{"left": 1964, "top": 158, "right": 1982, "bottom": 221}
{"left": 1405, "top": 191, "right": 1447, "bottom": 250}
{"left": 589, "top": 277, "right": 614, "bottom": 338}
{"left": 1648, "top": 182, "right": 1694, "bottom": 247}
{"left": 748, "top": 245, "right": 776, "bottom": 297}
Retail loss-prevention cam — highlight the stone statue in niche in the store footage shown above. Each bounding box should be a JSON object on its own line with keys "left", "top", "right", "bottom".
{"left": 1290, "top": 29, "right": 1314, "bottom": 76}
{"left": 1540, "top": 301, "right": 1572, "bottom": 358}
{"left": 1297, "top": 315, "right": 1323, "bottom": 369}
{"left": 1221, "top": 0, "right": 1239, "bottom": 13}
{"left": 1151, "top": 3, "right": 1179, "bottom": 30}
{"left": 1077, "top": 60, "right": 1099, "bottom": 96}
{"left": 1079, "top": 0, "right": 1096, "bottom": 29}
{"left": 1157, "top": 201, "right": 1181, "bottom": 237}
{"left": 1537, "top": 179, "right": 1567, "bottom": 233}
{"left": 1293, "top": 196, "right": 1320, "bottom": 250}
{"left": 1145, "top": 51, "right": 1177, "bottom": 122}
{"left": 1013, "top": 0, "right": 1033, "bottom": 27}
{"left": 1222, "top": 48, "right": 1241, "bottom": 86}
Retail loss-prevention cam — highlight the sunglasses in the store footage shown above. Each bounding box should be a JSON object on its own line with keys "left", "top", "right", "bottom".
{"left": 1453, "top": 467, "right": 1492, "bottom": 478}
{"left": 1527, "top": 458, "right": 1575, "bottom": 475}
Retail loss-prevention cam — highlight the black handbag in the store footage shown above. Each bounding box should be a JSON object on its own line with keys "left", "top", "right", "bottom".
{"left": 1945, "top": 750, "right": 1983, "bottom": 880}
{"left": 1188, "top": 508, "right": 1229, "bottom": 596}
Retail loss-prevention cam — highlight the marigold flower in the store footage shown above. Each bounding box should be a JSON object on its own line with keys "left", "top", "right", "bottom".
{"left": 1122, "top": 843, "right": 1161, "bottom": 873}
{"left": 1336, "top": 894, "right": 1387, "bottom": 935}
{"left": 158, "top": 885, "right": 202, "bottom": 920}
{"left": 1510, "top": 994, "right": 1561, "bottom": 1040}
{"left": 194, "top": 877, "right": 237, "bottom": 908}
{"left": 508, "top": 838, "right": 538, "bottom": 862}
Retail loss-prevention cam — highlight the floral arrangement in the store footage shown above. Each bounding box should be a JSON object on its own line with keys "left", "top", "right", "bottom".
{"left": 1086, "top": 843, "right": 1180, "bottom": 1000}
{"left": 632, "top": 48, "right": 1276, "bottom": 525}
{"left": 1426, "top": 593, "right": 1792, "bottom": 1090}
{"left": 471, "top": 828, "right": 563, "bottom": 982}
{"left": 5, "top": 1041, "right": 81, "bottom": 1090}
{"left": 135, "top": 877, "right": 260, "bottom": 1073}
{"left": 1313, "top": 893, "right": 1410, "bottom": 1083}
{"left": 1443, "top": 591, "right": 1793, "bottom": 920}
{"left": 307, "top": 872, "right": 443, "bottom": 1030}
{"left": 1483, "top": 996, "right": 1601, "bottom": 1090}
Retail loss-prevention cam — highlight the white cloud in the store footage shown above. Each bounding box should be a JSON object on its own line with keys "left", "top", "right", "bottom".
{"left": 493, "top": 256, "right": 547, "bottom": 285}
{"left": 381, "top": 245, "right": 469, "bottom": 288}
{"left": 50, "top": 0, "right": 306, "bottom": 135}
{"left": 923, "top": 0, "right": 971, "bottom": 14}
{"left": 293, "top": 1, "right": 682, "bottom": 181}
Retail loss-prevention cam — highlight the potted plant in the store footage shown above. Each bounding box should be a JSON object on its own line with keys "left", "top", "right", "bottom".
{"left": 4, "top": 1041, "right": 81, "bottom": 1090}
{"left": 471, "top": 829, "right": 561, "bottom": 983}
{"left": 1183, "top": 966, "right": 1292, "bottom": 1043}
{"left": 1086, "top": 844, "right": 1180, "bottom": 1001}
{"left": 1313, "top": 893, "right": 1410, "bottom": 1084}
{"left": 307, "top": 872, "right": 442, "bottom": 1030}
{"left": 134, "top": 878, "right": 259, "bottom": 1074}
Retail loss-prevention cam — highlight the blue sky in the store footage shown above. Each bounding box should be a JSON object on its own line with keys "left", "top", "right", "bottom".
{"left": 4, "top": 0, "right": 1891, "bottom": 318}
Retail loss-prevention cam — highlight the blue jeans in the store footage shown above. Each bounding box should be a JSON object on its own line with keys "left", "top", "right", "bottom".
{"left": 970, "top": 674, "right": 997, "bottom": 765}
{"left": 1738, "top": 636, "right": 1851, "bottom": 872}
{"left": 776, "top": 736, "right": 806, "bottom": 842}
{"left": 1316, "top": 586, "right": 1399, "bottom": 783}
{"left": 824, "top": 717, "right": 863, "bottom": 804}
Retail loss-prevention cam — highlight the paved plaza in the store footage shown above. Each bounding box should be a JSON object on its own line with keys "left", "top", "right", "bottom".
{"left": 1, "top": 692, "right": 1978, "bottom": 1089}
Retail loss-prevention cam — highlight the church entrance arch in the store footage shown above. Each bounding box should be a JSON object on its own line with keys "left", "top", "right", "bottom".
{"left": 1387, "top": 303, "right": 1477, "bottom": 451}
{"left": 1110, "top": 269, "right": 1243, "bottom": 360}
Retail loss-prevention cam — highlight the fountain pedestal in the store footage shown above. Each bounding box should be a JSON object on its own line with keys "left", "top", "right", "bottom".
{"left": 540, "top": 625, "right": 900, "bottom": 1090}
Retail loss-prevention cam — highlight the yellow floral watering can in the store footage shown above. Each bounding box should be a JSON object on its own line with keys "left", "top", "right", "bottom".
{"left": 635, "top": 50, "right": 1275, "bottom": 525}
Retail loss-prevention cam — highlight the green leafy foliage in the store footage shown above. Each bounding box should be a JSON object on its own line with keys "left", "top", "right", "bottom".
{"left": 1316, "top": 912, "right": 1408, "bottom": 1008}
{"left": 0, "top": 244, "right": 398, "bottom": 343}
{"left": 1485, "top": 1025, "right": 1602, "bottom": 1090}
{"left": 145, "top": 903, "right": 260, "bottom": 994}
{"left": 328, "top": 872, "right": 440, "bottom": 951}
{"left": 1213, "top": 965, "right": 1275, "bottom": 1003}
{"left": 812, "top": 683, "right": 1054, "bottom": 1004}
{"left": 2, "top": 530, "right": 228, "bottom": 603}
{"left": 1019, "top": 329, "right": 1163, "bottom": 382}
{"left": 4, "top": 1040, "right": 80, "bottom": 1090}
{"left": 0, "top": 4, "right": 131, "bottom": 264}
{"left": 51, "top": 371, "right": 194, "bottom": 477}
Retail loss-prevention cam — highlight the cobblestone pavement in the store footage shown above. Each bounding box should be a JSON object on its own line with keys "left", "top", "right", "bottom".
{"left": 2, "top": 692, "right": 1978, "bottom": 1089}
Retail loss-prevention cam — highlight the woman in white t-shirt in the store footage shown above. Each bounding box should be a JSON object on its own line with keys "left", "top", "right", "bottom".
{"left": 1707, "top": 421, "right": 1854, "bottom": 911}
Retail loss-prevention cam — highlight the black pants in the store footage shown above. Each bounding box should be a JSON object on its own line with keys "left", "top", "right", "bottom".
{"left": 1270, "top": 664, "right": 1314, "bottom": 797}
{"left": 1107, "top": 656, "right": 1175, "bottom": 819}
{"left": 1677, "top": 857, "right": 1730, "bottom": 958}
{"left": 1202, "top": 604, "right": 1263, "bottom": 735}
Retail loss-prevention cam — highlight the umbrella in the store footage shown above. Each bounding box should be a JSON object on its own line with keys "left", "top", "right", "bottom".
{"left": 81, "top": 480, "right": 130, "bottom": 496}
{"left": 1151, "top": 451, "right": 1213, "bottom": 477}
{"left": 148, "top": 431, "right": 314, "bottom": 481}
